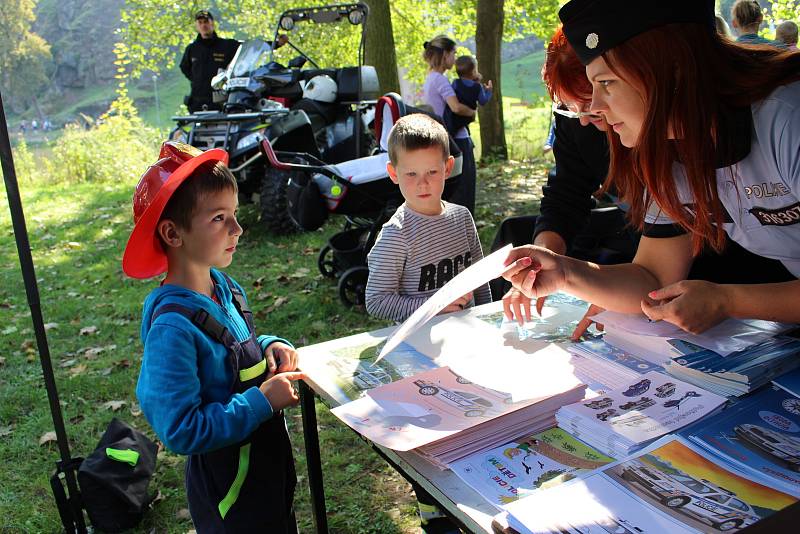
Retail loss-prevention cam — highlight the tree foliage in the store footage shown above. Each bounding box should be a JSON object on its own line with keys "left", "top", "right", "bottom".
{"left": 0, "top": 0, "right": 52, "bottom": 110}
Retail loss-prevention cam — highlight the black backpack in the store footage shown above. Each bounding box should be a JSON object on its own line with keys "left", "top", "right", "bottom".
{"left": 74, "top": 418, "right": 158, "bottom": 532}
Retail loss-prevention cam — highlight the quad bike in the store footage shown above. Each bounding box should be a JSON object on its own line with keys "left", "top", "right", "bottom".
{"left": 170, "top": 3, "right": 379, "bottom": 234}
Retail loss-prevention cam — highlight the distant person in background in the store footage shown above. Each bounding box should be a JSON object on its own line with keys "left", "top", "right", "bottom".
{"left": 442, "top": 55, "right": 492, "bottom": 137}
{"left": 715, "top": 14, "right": 734, "bottom": 40}
{"left": 731, "top": 0, "right": 781, "bottom": 46}
{"left": 776, "top": 21, "right": 799, "bottom": 50}
{"left": 422, "top": 35, "right": 477, "bottom": 216}
{"left": 180, "top": 10, "right": 240, "bottom": 113}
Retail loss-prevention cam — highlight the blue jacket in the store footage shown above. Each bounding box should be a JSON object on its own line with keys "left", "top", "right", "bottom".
{"left": 136, "top": 269, "right": 290, "bottom": 455}
{"left": 453, "top": 78, "right": 492, "bottom": 109}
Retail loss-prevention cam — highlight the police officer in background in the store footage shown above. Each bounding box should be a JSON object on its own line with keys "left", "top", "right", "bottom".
{"left": 180, "top": 10, "right": 240, "bottom": 113}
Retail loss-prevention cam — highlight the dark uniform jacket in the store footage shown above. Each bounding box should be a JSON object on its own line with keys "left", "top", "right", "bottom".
{"left": 179, "top": 33, "right": 240, "bottom": 112}
{"left": 534, "top": 112, "right": 610, "bottom": 248}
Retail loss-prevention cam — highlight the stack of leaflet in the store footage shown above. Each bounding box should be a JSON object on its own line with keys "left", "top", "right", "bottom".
{"left": 685, "top": 384, "right": 800, "bottom": 497}
{"left": 591, "top": 310, "right": 800, "bottom": 397}
{"left": 497, "top": 435, "right": 798, "bottom": 534}
{"left": 556, "top": 371, "right": 726, "bottom": 458}
{"left": 331, "top": 364, "right": 586, "bottom": 468}
{"left": 665, "top": 334, "right": 800, "bottom": 397}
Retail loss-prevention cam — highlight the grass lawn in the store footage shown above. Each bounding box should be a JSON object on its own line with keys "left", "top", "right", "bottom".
{"left": 0, "top": 148, "right": 552, "bottom": 532}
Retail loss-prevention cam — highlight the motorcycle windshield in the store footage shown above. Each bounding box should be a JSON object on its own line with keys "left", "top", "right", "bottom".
{"left": 230, "top": 40, "right": 273, "bottom": 78}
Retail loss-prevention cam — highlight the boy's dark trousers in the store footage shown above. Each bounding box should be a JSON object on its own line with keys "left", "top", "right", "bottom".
{"left": 153, "top": 274, "right": 298, "bottom": 533}
{"left": 186, "top": 413, "right": 297, "bottom": 533}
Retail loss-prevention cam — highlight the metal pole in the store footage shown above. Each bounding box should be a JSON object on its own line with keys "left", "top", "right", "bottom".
{"left": 0, "top": 92, "right": 86, "bottom": 532}
{"left": 299, "top": 380, "right": 328, "bottom": 533}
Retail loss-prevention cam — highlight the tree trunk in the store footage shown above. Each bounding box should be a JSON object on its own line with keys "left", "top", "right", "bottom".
{"left": 363, "top": 0, "right": 401, "bottom": 95}
{"left": 475, "top": 0, "right": 507, "bottom": 160}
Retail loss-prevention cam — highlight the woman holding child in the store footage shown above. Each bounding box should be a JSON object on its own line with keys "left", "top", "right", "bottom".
{"left": 504, "top": 0, "right": 800, "bottom": 334}
{"left": 422, "top": 35, "right": 479, "bottom": 216}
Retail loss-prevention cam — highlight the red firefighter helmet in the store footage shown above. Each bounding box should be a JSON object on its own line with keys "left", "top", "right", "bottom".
{"left": 122, "top": 141, "right": 228, "bottom": 279}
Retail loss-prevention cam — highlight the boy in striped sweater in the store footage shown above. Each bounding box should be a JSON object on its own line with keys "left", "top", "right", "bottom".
{"left": 366, "top": 113, "right": 491, "bottom": 322}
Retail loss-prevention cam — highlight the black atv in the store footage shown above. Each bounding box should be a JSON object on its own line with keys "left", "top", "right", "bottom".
{"left": 170, "top": 3, "right": 378, "bottom": 234}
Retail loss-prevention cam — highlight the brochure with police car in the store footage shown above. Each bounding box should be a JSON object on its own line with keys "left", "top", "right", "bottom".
{"left": 501, "top": 435, "right": 797, "bottom": 534}
{"left": 556, "top": 371, "right": 727, "bottom": 458}
{"left": 330, "top": 365, "right": 585, "bottom": 456}
{"left": 448, "top": 427, "right": 615, "bottom": 510}
{"left": 686, "top": 385, "right": 800, "bottom": 497}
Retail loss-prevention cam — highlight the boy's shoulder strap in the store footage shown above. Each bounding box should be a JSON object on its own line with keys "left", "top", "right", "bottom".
{"left": 150, "top": 303, "right": 237, "bottom": 348}
{"left": 218, "top": 272, "right": 255, "bottom": 333}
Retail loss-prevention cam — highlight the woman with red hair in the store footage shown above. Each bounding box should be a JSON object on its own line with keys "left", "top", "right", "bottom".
{"left": 504, "top": 0, "right": 800, "bottom": 333}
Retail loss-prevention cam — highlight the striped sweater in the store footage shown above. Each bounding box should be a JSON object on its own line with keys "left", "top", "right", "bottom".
{"left": 365, "top": 201, "right": 492, "bottom": 322}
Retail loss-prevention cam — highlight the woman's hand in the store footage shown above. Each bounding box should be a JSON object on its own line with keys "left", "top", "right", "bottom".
{"left": 641, "top": 280, "right": 732, "bottom": 334}
{"left": 571, "top": 304, "right": 606, "bottom": 341}
{"left": 502, "top": 246, "right": 567, "bottom": 299}
{"left": 503, "top": 288, "right": 533, "bottom": 325}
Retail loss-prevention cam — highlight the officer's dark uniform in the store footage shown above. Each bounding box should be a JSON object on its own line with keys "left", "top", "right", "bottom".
{"left": 180, "top": 33, "right": 240, "bottom": 112}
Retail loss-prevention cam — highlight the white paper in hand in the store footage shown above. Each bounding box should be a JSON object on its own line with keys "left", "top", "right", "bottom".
{"left": 375, "top": 244, "right": 513, "bottom": 362}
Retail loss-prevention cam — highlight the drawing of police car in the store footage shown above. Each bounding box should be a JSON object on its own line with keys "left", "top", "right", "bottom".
{"left": 413, "top": 379, "right": 493, "bottom": 417}
{"left": 584, "top": 397, "right": 614, "bottom": 410}
{"left": 619, "top": 397, "right": 656, "bottom": 411}
{"left": 622, "top": 379, "right": 651, "bottom": 397}
{"left": 329, "top": 360, "right": 392, "bottom": 391}
{"left": 734, "top": 423, "right": 800, "bottom": 472}
{"left": 620, "top": 463, "right": 759, "bottom": 531}
{"left": 654, "top": 383, "right": 676, "bottom": 398}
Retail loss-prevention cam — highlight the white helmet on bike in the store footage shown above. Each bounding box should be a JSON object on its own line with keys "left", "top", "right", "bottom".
{"left": 303, "top": 74, "right": 337, "bottom": 103}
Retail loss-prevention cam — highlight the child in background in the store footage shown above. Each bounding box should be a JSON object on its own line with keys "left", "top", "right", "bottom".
{"left": 366, "top": 113, "right": 488, "bottom": 533}
{"left": 123, "top": 141, "right": 304, "bottom": 533}
{"left": 776, "top": 21, "right": 798, "bottom": 51}
{"left": 443, "top": 55, "right": 493, "bottom": 137}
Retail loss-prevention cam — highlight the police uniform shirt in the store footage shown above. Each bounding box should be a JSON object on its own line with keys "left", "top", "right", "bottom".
{"left": 644, "top": 80, "right": 800, "bottom": 278}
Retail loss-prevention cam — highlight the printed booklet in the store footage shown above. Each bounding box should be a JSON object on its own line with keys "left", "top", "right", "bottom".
{"left": 449, "top": 427, "right": 615, "bottom": 510}
{"left": 686, "top": 385, "right": 800, "bottom": 497}
{"left": 556, "top": 371, "right": 726, "bottom": 458}
{"left": 501, "top": 435, "right": 797, "bottom": 534}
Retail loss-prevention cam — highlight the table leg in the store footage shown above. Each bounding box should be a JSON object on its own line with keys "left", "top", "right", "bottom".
{"left": 300, "top": 380, "right": 328, "bottom": 533}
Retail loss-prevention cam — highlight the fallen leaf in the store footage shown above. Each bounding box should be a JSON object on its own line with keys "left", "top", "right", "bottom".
{"left": 1, "top": 326, "right": 17, "bottom": 335}
{"left": 60, "top": 359, "right": 77, "bottom": 368}
{"left": 276, "top": 275, "right": 290, "bottom": 284}
{"left": 0, "top": 357, "right": 5, "bottom": 366}
{"left": 302, "top": 247, "right": 316, "bottom": 255}
{"left": 101, "top": 400, "right": 126, "bottom": 411}
{"left": 176, "top": 509, "right": 191, "bottom": 521}
{"left": 65, "top": 241, "right": 82, "bottom": 249}
{"left": 43, "top": 322, "right": 59, "bottom": 331}
{"left": 252, "top": 276, "right": 265, "bottom": 288}
{"left": 289, "top": 268, "right": 310, "bottom": 279}
{"left": 255, "top": 292, "right": 272, "bottom": 301}
{"left": 69, "top": 364, "right": 88, "bottom": 377}
{"left": 79, "top": 326, "right": 98, "bottom": 335}
{"left": 130, "top": 404, "right": 142, "bottom": 417}
{"left": 99, "top": 367, "right": 113, "bottom": 376}
{"left": 0, "top": 425, "right": 14, "bottom": 437}
{"left": 39, "top": 431, "right": 57, "bottom": 445}
{"left": 115, "top": 359, "right": 131, "bottom": 369}
{"left": 264, "top": 296, "right": 289, "bottom": 314}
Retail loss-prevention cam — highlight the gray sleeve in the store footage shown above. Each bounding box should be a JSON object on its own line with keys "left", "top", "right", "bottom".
{"left": 777, "top": 104, "right": 800, "bottom": 192}
{"left": 365, "top": 224, "right": 429, "bottom": 322}
{"left": 465, "top": 211, "right": 493, "bottom": 305}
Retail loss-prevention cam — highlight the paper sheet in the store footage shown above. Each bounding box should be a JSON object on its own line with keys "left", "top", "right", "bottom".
{"left": 376, "top": 244, "right": 513, "bottom": 361}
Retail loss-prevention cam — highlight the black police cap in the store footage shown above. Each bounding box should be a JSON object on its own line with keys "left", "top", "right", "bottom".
{"left": 559, "top": 0, "right": 716, "bottom": 65}
{"left": 195, "top": 10, "right": 214, "bottom": 21}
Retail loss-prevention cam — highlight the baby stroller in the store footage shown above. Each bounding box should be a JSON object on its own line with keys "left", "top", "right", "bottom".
{"left": 259, "top": 93, "right": 464, "bottom": 306}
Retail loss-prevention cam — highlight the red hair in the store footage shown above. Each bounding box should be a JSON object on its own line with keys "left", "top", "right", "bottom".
{"left": 542, "top": 26, "right": 592, "bottom": 104}
{"left": 602, "top": 23, "right": 800, "bottom": 255}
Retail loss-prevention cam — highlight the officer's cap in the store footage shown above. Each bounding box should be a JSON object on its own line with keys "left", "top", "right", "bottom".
{"left": 195, "top": 10, "right": 214, "bottom": 21}
{"left": 559, "top": 0, "right": 716, "bottom": 65}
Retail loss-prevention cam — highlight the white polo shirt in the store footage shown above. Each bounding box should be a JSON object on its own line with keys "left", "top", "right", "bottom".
{"left": 644, "top": 80, "right": 800, "bottom": 278}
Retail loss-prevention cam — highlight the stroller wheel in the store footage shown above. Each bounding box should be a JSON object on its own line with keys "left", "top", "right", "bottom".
{"left": 338, "top": 266, "right": 369, "bottom": 307}
{"left": 318, "top": 245, "right": 337, "bottom": 278}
